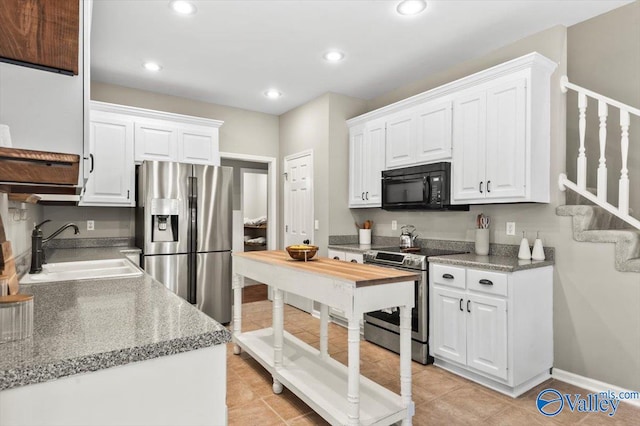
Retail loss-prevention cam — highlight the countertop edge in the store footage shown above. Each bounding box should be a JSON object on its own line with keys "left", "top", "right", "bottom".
{"left": 428, "top": 256, "right": 555, "bottom": 272}
{"left": 0, "top": 329, "right": 232, "bottom": 391}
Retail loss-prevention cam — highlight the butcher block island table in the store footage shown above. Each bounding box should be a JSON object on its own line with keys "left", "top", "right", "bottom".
{"left": 232, "top": 250, "right": 419, "bottom": 425}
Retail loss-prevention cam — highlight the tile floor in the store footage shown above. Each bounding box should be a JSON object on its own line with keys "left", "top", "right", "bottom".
{"left": 227, "top": 296, "right": 640, "bottom": 425}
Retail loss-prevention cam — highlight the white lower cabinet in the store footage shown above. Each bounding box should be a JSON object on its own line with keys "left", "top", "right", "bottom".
{"left": 430, "top": 263, "right": 553, "bottom": 397}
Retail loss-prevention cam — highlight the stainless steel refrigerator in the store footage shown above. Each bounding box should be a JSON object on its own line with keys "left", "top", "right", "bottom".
{"left": 135, "top": 160, "right": 232, "bottom": 323}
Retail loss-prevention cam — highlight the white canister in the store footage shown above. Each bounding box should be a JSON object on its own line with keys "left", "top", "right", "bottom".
{"left": 475, "top": 228, "right": 490, "bottom": 255}
{"left": 359, "top": 229, "right": 372, "bottom": 245}
{"left": 0, "top": 124, "right": 12, "bottom": 147}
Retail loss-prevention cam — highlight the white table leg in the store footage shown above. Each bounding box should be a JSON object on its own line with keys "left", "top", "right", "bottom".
{"left": 232, "top": 274, "right": 244, "bottom": 355}
{"left": 272, "top": 288, "right": 284, "bottom": 394}
{"left": 347, "top": 314, "right": 360, "bottom": 426}
{"left": 400, "top": 305, "right": 414, "bottom": 425}
{"left": 319, "top": 303, "right": 329, "bottom": 359}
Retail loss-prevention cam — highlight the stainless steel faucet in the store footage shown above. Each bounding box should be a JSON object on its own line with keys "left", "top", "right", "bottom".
{"left": 29, "top": 220, "right": 80, "bottom": 274}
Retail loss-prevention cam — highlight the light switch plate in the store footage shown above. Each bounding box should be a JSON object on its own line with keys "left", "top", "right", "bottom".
{"left": 391, "top": 220, "right": 398, "bottom": 231}
{"left": 87, "top": 220, "right": 95, "bottom": 231}
{"left": 314, "top": 220, "right": 319, "bottom": 230}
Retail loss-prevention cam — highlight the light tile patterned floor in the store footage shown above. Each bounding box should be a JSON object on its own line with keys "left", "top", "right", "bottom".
{"left": 227, "top": 300, "right": 640, "bottom": 425}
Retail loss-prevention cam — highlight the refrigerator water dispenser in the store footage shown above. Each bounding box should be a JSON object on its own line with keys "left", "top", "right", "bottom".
{"left": 151, "top": 198, "right": 180, "bottom": 242}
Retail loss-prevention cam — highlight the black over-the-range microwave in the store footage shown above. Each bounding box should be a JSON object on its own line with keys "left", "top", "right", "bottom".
{"left": 381, "top": 162, "right": 469, "bottom": 211}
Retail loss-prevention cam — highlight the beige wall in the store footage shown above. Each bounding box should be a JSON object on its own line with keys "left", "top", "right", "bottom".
{"left": 344, "top": 25, "right": 639, "bottom": 390}
{"left": 0, "top": 195, "right": 43, "bottom": 260}
{"left": 566, "top": 1, "right": 640, "bottom": 214}
{"left": 41, "top": 206, "right": 134, "bottom": 240}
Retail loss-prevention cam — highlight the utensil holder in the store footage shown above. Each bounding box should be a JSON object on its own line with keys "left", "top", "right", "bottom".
{"left": 475, "top": 228, "right": 490, "bottom": 255}
{"left": 359, "top": 229, "right": 372, "bottom": 245}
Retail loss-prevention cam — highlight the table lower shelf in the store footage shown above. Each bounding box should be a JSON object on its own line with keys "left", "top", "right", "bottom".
{"left": 235, "top": 328, "right": 408, "bottom": 426}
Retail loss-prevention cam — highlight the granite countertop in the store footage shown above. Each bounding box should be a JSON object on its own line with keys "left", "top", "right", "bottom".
{"left": 428, "top": 253, "right": 554, "bottom": 272}
{"left": 1, "top": 253, "right": 231, "bottom": 391}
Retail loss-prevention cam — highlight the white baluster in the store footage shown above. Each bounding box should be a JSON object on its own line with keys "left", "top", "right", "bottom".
{"left": 232, "top": 274, "right": 244, "bottom": 355}
{"left": 619, "top": 110, "right": 630, "bottom": 215}
{"left": 272, "top": 288, "right": 284, "bottom": 394}
{"left": 597, "top": 101, "right": 608, "bottom": 202}
{"left": 319, "top": 303, "right": 329, "bottom": 359}
{"left": 347, "top": 314, "right": 360, "bottom": 426}
{"left": 577, "top": 92, "right": 588, "bottom": 189}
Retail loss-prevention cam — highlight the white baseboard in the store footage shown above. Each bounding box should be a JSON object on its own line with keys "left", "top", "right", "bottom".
{"left": 552, "top": 368, "right": 640, "bottom": 408}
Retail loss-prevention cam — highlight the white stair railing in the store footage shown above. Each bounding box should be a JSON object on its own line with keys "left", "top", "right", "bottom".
{"left": 559, "top": 76, "right": 640, "bottom": 230}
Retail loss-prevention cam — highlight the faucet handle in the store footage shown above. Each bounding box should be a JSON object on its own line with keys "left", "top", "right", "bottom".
{"left": 34, "top": 219, "right": 51, "bottom": 230}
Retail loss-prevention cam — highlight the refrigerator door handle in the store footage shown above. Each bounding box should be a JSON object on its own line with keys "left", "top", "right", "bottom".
{"left": 188, "top": 175, "right": 198, "bottom": 304}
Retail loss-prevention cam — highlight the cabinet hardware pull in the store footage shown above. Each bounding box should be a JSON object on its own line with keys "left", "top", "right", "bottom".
{"left": 365, "top": 192, "right": 369, "bottom": 200}
{"left": 333, "top": 256, "right": 340, "bottom": 260}
{"left": 479, "top": 279, "right": 493, "bottom": 285}
{"left": 89, "top": 154, "right": 94, "bottom": 173}
{"left": 350, "top": 259, "right": 358, "bottom": 263}
{"left": 467, "top": 300, "right": 471, "bottom": 313}
{"left": 459, "top": 298, "right": 463, "bottom": 312}
{"left": 362, "top": 192, "right": 365, "bottom": 200}
{"left": 487, "top": 180, "right": 491, "bottom": 193}
{"left": 127, "top": 190, "right": 130, "bottom": 199}
{"left": 479, "top": 181, "right": 483, "bottom": 193}
{"left": 442, "top": 273, "right": 454, "bottom": 279}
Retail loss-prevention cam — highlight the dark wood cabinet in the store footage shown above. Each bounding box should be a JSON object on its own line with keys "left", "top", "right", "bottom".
{"left": 0, "top": 0, "right": 79, "bottom": 75}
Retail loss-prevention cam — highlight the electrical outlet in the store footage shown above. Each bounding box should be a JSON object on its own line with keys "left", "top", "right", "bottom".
{"left": 506, "top": 222, "right": 515, "bottom": 236}
{"left": 391, "top": 220, "right": 398, "bottom": 231}
{"left": 87, "top": 220, "right": 95, "bottom": 231}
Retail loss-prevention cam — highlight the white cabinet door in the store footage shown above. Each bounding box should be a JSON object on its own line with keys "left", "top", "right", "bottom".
{"left": 81, "top": 113, "right": 135, "bottom": 206}
{"left": 349, "top": 120, "right": 385, "bottom": 208}
{"left": 328, "top": 249, "right": 346, "bottom": 261}
{"left": 385, "top": 110, "right": 415, "bottom": 169}
{"left": 466, "top": 293, "right": 508, "bottom": 380}
{"left": 415, "top": 100, "right": 452, "bottom": 164}
{"left": 452, "top": 90, "right": 487, "bottom": 202}
{"left": 179, "top": 124, "right": 219, "bottom": 165}
{"left": 364, "top": 119, "right": 386, "bottom": 206}
{"left": 348, "top": 125, "right": 366, "bottom": 207}
{"left": 432, "top": 287, "right": 467, "bottom": 365}
{"left": 485, "top": 78, "right": 527, "bottom": 200}
{"left": 134, "top": 120, "right": 178, "bottom": 163}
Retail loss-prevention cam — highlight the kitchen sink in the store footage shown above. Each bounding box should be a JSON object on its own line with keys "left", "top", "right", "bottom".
{"left": 20, "top": 259, "right": 143, "bottom": 284}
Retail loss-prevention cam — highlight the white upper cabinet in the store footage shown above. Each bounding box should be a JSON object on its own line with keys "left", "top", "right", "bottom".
{"left": 134, "top": 119, "right": 179, "bottom": 162}
{"left": 451, "top": 55, "right": 556, "bottom": 204}
{"left": 347, "top": 52, "right": 556, "bottom": 207}
{"left": 83, "top": 102, "right": 223, "bottom": 207}
{"left": 81, "top": 111, "right": 135, "bottom": 206}
{"left": 385, "top": 100, "right": 453, "bottom": 170}
{"left": 349, "top": 120, "right": 385, "bottom": 208}
{"left": 179, "top": 125, "right": 220, "bottom": 166}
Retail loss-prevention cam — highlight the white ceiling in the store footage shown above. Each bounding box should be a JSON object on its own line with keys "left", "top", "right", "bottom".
{"left": 91, "top": 0, "right": 632, "bottom": 116}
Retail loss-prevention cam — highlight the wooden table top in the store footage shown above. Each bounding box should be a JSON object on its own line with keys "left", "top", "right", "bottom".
{"left": 234, "top": 250, "right": 419, "bottom": 287}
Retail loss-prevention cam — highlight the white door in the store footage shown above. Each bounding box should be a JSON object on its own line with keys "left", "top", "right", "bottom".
{"left": 432, "top": 287, "right": 467, "bottom": 365}
{"left": 81, "top": 113, "right": 134, "bottom": 206}
{"left": 179, "top": 124, "right": 219, "bottom": 165}
{"left": 348, "top": 124, "right": 366, "bottom": 207}
{"left": 284, "top": 151, "right": 314, "bottom": 313}
{"left": 385, "top": 110, "right": 414, "bottom": 169}
{"left": 364, "top": 119, "right": 386, "bottom": 207}
{"left": 452, "top": 89, "right": 487, "bottom": 202}
{"left": 485, "top": 78, "right": 527, "bottom": 200}
{"left": 415, "top": 100, "right": 453, "bottom": 163}
{"left": 134, "top": 119, "right": 178, "bottom": 163}
{"left": 466, "top": 293, "right": 508, "bottom": 380}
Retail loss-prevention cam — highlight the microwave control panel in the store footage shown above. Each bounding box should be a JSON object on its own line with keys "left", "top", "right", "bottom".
{"left": 429, "top": 173, "right": 444, "bottom": 203}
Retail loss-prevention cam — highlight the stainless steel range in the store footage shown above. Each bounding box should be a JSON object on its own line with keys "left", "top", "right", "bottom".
{"left": 363, "top": 247, "right": 464, "bottom": 364}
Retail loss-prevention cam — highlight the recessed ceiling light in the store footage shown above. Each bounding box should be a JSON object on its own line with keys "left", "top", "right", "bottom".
{"left": 396, "top": 0, "right": 427, "bottom": 16}
{"left": 264, "top": 89, "right": 282, "bottom": 99}
{"left": 169, "top": 0, "right": 197, "bottom": 15}
{"left": 143, "top": 61, "right": 162, "bottom": 72}
{"left": 323, "top": 50, "right": 345, "bottom": 63}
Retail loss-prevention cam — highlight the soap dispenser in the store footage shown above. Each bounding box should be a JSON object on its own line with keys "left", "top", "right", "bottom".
{"left": 532, "top": 231, "right": 546, "bottom": 261}
{"left": 518, "top": 231, "right": 531, "bottom": 260}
